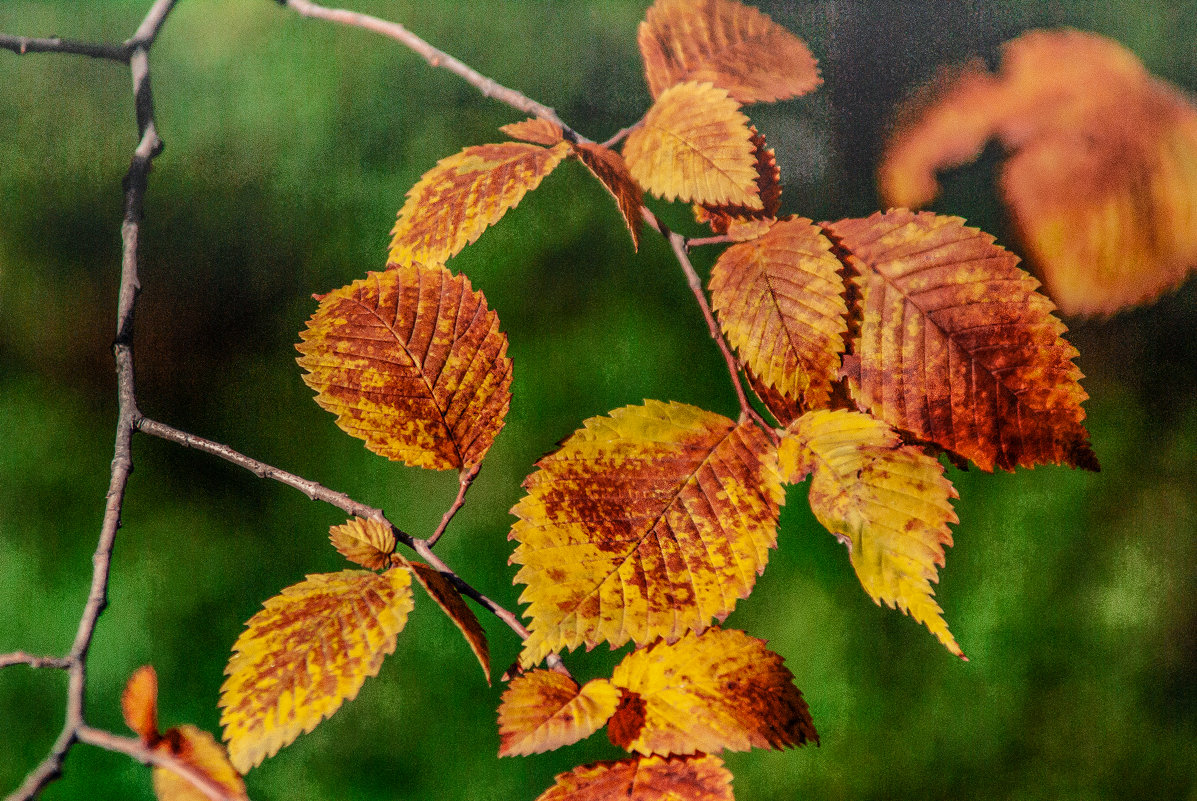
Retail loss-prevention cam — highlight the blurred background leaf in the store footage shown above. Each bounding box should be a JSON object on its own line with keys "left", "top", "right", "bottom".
{"left": 1, "top": 1, "right": 1194, "bottom": 799}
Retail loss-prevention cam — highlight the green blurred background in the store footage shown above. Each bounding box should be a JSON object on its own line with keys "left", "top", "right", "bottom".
{"left": 2, "top": 1, "right": 1194, "bottom": 799}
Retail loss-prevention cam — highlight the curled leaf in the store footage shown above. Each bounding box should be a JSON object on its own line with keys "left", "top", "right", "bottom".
{"left": 574, "top": 142, "right": 644, "bottom": 250}
{"left": 297, "top": 264, "right": 513, "bottom": 472}
{"left": 510, "top": 400, "right": 783, "bottom": 667}
{"left": 121, "top": 665, "right": 160, "bottom": 746}
{"left": 406, "top": 559, "right": 491, "bottom": 684}
{"left": 219, "top": 569, "right": 414, "bottom": 772}
{"left": 535, "top": 755, "right": 734, "bottom": 801}
{"left": 498, "top": 671, "right": 621, "bottom": 756}
{"left": 329, "top": 517, "right": 396, "bottom": 570}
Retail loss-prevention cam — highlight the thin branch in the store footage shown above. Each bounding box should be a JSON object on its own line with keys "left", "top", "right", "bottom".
{"left": 0, "top": 653, "right": 70, "bottom": 670}
{"left": 75, "top": 727, "right": 244, "bottom": 801}
{"left": 687, "top": 234, "right": 736, "bottom": 248}
{"left": 0, "top": 33, "right": 129, "bottom": 62}
{"left": 426, "top": 466, "right": 478, "bottom": 548}
{"left": 601, "top": 120, "right": 642, "bottom": 149}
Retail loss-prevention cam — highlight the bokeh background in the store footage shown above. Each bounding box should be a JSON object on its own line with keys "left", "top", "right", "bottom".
{"left": 2, "top": 1, "right": 1194, "bottom": 799}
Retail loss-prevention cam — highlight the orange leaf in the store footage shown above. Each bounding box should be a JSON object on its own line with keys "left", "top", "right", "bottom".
{"left": 406, "top": 560, "right": 491, "bottom": 684}
{"left": 219, "top": 569, "right": 414, "bottom": 772}
{"left": 501, "top": 117, "right": 565, "bottom": 146}
{"left": 389, "top": 141, "right": 571, "bottom": 266}
{"left": 825, "top": 210, "right": 1097, "bottom": 473}
{"left": 693, "top": 126, "right": 781, "bottom": 234}
{"left": 607, "top": 627, "right": 817, "bottom": 755}
{"left": 510, "top": 400, "right": 783, "bottom": 667}
{"left": 778, "top": 409, "right": 963, "bottom": 657}
{"left": 296, "top": 264, "right": 513, "bottom": 472}
{"left": 121, "top": 665, "right": 160, "bottom": 746}
{"left": 744, "top": 366, "right": 801, "bottom": 428}
{"left": 329, "top": 517, "right": 396, "bottom": 570}
{"left": 535, "top": 755, "right": 734, "bottom": 801}
{"left": 639, "top": 0, "right": 821, "bottom": 104}
{"left": 622, "top": 81, "right": 762, "bottom": 209}
{"left": 709, "top": 216, "right": 848, "bottom": 411}
{"left": 497, "top": 670, "right": 621, "bottom": 757}
{"left": 153, "top": 725, "right": 247, "bottom": 801}
{"left": 879, "top": 30, "right": 1197, "bottom": 316}
{"left": 574, "top": 142, "right": 644, "bottom": 250}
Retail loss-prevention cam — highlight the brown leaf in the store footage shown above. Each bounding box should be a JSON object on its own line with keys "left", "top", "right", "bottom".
{"left": 694, "top": 127, "right": 781, "bottom": 234}
{"left": 121, "top": 665, "right": 160, "bottom": 746}
{"left": 622, "top": 81, "right": 762, "bottom": 209}
{"left": 501, "top": 117, "right": 565, "bottom": 146}
{"left": 497, "top": 670, "right": 621, "bottom": 756}
{"left": 296, "top": 264, "right": 513, "bottom": 472}
{"left": 389, "top": 141, "right": 571, "bottom": 266}
{"left": 824, "top": 209, "right": 1096, "bottom": 472}
{"left": 709, "top": 216, "right": 848, "bottom": 411}
{"left": 744, "top": 366, "right": 801, "bottom": 428}
{"left": 406, "top": 560, "right": 491, "bottom": 684}
{"left": 639, "top": 0, "right": 821, "bottom": 104}
{"left": 574, "top": 142, "right": 644, "bottom": 250}
{"left": 535, "top": 755, "right": 734, "bottom": 801}
{"left": 329, "top": 517, "right": 396, "bottom": 570}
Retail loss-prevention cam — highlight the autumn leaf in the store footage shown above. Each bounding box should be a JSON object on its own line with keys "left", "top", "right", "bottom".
{"left": 329, "top": 517, "right": 396, "bottom": 570}
{"left": 639, "top": 0, "right": 820, "bottom": 104}
{"left": 779, "top": 409, "right": 963, "bottom": 656}
{"left": 825, "top": 209, "right": 1096, "bottom": 473}
{"left": 744, "top": 366, "right": 800, "bottom": 428}
{"left": 606, "top": 627, "right": 817, "bottom": 755}
{"left": 535, "top": 755, "right": 734, "bottom": 801}
{"left": 389, "top": 140, "right": 571, "bottom": 266}
{"left": 403, "top": 558, "right": 491, "bottom": 684}
{"left": 501, "top": 117, "right": 565, "bottom": 146}
{"left": 510, "top": 400, "right": 783, "bottom": 667}
{"left": 296, "top": 264, "right": 513, "bottom": 472}
{"left": 497, "top": 670, "right": 621, "bottom": 757}
{"left": 574, "top": 142, "right": 644, "bottom": 250}
{"left": 694, "top": 126, "right": 781, "bottom": 235}
{"left": 880, "top": 29, "right": 1197, "bottom": 316}
{"left": 219, "top": 569, "right": 414, "bottom": 772}
{"left": 622, "top": 81, "right": 762, "bottom": 209}
{"left": 122, "top": 665, "right": 160, "bottom": 746}
{"left": 709, "top": 216, "right": 848, "bottom": 411}
{"left": 153, "top": 725, "right": 247, "bottom": 801}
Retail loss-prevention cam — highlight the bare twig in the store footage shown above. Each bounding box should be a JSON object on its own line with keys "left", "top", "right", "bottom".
{"left": 0, "top": 653, "right": 70, "bottom": 670}
{"left": 426, "top": 466, "right": 478, "bottom": 548}
{"left": 0, "top": 33, "right": 128, "bottom": 62}
{"left": 601, "top": 120, "right": 643, "bottom": 149}
{"left": 687, "top": 234, "right": 736, "bottom": 248}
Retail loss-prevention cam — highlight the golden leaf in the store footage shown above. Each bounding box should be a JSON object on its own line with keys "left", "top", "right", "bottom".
{"left": 639, "top": 0, "right": 821, "bottom": 104}
{"left": 389, "top": 140, "right": 571, "bottom": 266}
{"left": 879, "top": 29, "right": 1197, "bottom": 316}
{"left": 497, "top": 670, "right": 621, "bottom": 757}
{"left": 535, "top": 755, "right": 734, "bottom": 801}
{"left": 825, "top": 209, "right": 1097, "bottom": 472}
{"left": 501, "top": 117, "right": 565, "bottom": 146}
{"left": 693, "top": 126, "right": 781, "bottom": 234}
{"left": 779, "top": 409, "right": 963, "bottom": 656}
{"left": 296, "top": 264, "right": 513, "bottom": 472}
{"left": 574, "top": 142, "right": 644, "bottom": 250}
{"left": 709, "top": 216, "right": 848, "bottom": 411}
{"left": 153, "top": 725, "right": 247, "bottom": 801}
{"left": 329, "top": 517, "right": 396, "bottom": 570}
{"left": 219, "top": 569, "right": 414, "bottom": 772}
{"left": 622, "top": 81, "right": 762, "bottom": 209}
{"left": 510, "top": 400, "right": 782, "bottom": 667}
{"left": 121, "top": 664, "right": 160, "bottom": 745}
{"left": 405, "top": 560, "right": 491, "bottom": 684}
{"left": 607, "top": 627, "right": 817, "bottom": 755}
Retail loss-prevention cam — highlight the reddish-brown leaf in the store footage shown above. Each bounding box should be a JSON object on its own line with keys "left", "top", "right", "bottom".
{"left": 153, "top": 725, "right": 247, "bottom": 801}
{"left": 694, "top": 127, "right": 781, "bottom": 235}
{"left": 122, "top": 665, "right": 160, "bottom": 746}
{"left": 497, "top": 670, "right": 621, "bottom": 757}
{"left": 622, "top": 81, "right": 762, "bottom": 209}
{"left": 389, "top": 141, "right": 571, "bottom": 266}
{"left": 536, "top": 755, "right": 734, "bottom": 801}
{"left": 501, "top": 117, "right": 566, "bottom": 146}
{"left": 744, "top": 366, "right": 801, "bottom": 428}
{"left": 574, "top": 142, "right": 644, "bottom": 250}
{"left": 607, "top": 627, "right": 817, "bottom": 755}
{"left": 825, "top": 210, "right": 1096, "bottom": 472}
{"left": 709, "top": 216, "right": 848, "bottom": 411}
{"left": 405, "top": 559, "right": 491, "bottom": 684}
{"left": 639, "top": 0, "right": 820, "bottom": 104}
{"left": 296, "top": 264, "right": 513, "bottom": 472}
{"left": 510, "top": 400, "right": 783, "bottom": 667}
{"left": 879, "top": 30, "right": 1197, "bottom": 316}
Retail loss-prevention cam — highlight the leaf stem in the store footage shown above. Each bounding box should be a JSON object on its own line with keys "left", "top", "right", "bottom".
{"left": 426, "top": 465, "right": 478, "bottom": 549}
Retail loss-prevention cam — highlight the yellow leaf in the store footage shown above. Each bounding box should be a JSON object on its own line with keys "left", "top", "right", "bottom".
{"left": 219, "top": 569, "right": 414, "bottom": 772}
{"left": 693, "top": 126, "right": 781, "bottom": 235}
{"left": 406, "top": 560, "right": 491, "bottom": 684}
{"left": 121, "top": 664, "right": 160, "bottom": 746}
{"left": 329, "top": 517, "right": 396, "bottom": 570}
{"left": 622, "top": 81, "right": 762, "bottom": 209}
{"left": 501, "top": 117, "right": 565, "bottom": 146}
{"left": 535, "top": 755, "right": 734, "bottom": 801}
{"left": 574, "top": 142, "right": 644, "bottom": 250}
{"left": 607, "top": 627, "right": 817, "bottom": 755}
{"left": 152, "top": 725, "right": 247, "bottom": 801}
{"left": 709, "top": 216, "right": 848, "bottom": 411}
{"left": 639, "top": 0, "right": 821, "bottom": 104}
{"left": 498, "top": 670, "right": 621, "bottom": 757}
{"left": 510, "top": 400, "right": 782, "bottom": 666}
{"left": 389, "top": 141, "right": 571, "bottom": 266}
{"left": 779, "top": 409, "right": 964, "bottom": 657}
{"left": 296, "top": 264, "right": 513, "bottom": 472}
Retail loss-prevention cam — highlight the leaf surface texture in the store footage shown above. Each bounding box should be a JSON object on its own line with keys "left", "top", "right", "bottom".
{"left": 536, "top": 755, "right": 734, "bottom": 801}
{"left": 152, "top": 725, "right": 247, "bottom": 801}
{"left": 498, "top": 670, "right": 621, "bottom": 756}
